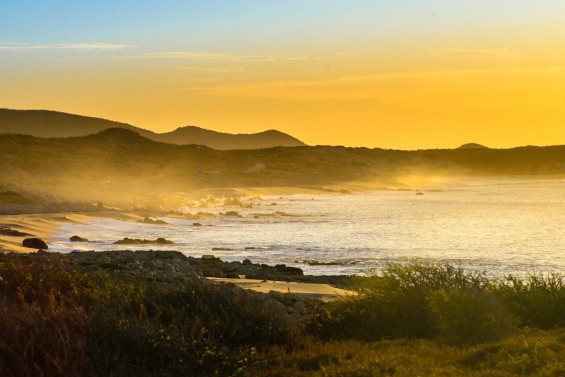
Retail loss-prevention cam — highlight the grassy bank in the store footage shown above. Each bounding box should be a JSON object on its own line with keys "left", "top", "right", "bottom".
{"left": 1, "top": 254, "right": 565, "bottom": 376}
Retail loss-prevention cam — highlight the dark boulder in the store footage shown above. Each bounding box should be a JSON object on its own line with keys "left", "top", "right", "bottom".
{"left": 155, "top": 237, "right": 173, "bottom": 245}
{"left": 275, "top": 264, "right": 304, "bottom": 276}
{"left": 223, "top": 261, "right": 242, "bottom": 274}
{"left": 22, "top": 238, "right": 48, "bottom": 249}
{"left": 70, "top": 235, "right": 89, "bottom": 242}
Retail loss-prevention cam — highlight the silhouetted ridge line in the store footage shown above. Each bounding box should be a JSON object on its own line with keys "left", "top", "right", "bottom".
{"left": 0, "top": 108, "right": 305, "bottom": 149}
{"left": 457, "top": 143, "right": 489, "bottom": 149}
{"left": 157, "top": 125, "right": 305, "bottom": 150}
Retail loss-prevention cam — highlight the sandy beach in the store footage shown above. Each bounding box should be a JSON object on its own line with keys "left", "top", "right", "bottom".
{"left": 209, "top": 277, "right": 352, "bottom": 302}
{"left": 0, "top": 211, "right": 145, "bottom": 253}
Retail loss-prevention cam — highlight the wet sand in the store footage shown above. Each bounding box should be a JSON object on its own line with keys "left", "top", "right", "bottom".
{"left": 0, "top": 212, "right": 143, "bottom": 253}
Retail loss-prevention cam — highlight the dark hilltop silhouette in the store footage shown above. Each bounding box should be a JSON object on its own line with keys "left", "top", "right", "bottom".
{"left": 157, "top": 125, "right": 304, "bottom": 150}
{"left": 0, "top": 109, "right": 305, "bottom": 150}
{"left": 457, "top": 143, "right": 489, "bottom": 149}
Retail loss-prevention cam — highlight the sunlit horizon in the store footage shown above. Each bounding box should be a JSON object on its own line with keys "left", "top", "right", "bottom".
{"left": 1, "top": 1, "right": 565, "bottom": 149}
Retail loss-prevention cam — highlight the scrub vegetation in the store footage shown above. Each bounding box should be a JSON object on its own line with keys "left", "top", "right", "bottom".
{"left": 2, "top": 255, "right": 565, "bottom": 376}
{"left": 1, "top": 128, "right": 564, "bottom": 207}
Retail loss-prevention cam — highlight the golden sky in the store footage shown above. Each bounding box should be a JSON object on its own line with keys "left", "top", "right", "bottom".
{"left": 1, "top": 1, "right": 565, "bottom": 149}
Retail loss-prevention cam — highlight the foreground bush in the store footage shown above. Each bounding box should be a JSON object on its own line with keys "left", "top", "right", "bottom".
{"left": 495, "top": 273, "right": 565, "bottom": 329}
{"left": 0, "top": 254, "right": 299, "bottom": 376}
{"left": 308, "top": 261, "right": 516, "bottom": 344}
{"left": 4, "top": 254, "right": 565, "bottom": 376}
{"left": 430, "top": 288, "right": 515, "bottom": 345}
{"left": 0, "top": 255, "right": 87, "bottom": 377}
{"left": 81, "top": 273, "right": 298, "bottom": 376}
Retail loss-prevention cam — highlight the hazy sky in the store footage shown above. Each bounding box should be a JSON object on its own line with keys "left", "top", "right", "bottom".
{"left": 1, "top": 1, "right": 565, "bottom": 149}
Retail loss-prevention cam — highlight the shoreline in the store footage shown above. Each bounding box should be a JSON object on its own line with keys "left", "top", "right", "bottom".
{"left": 0, "top": 211, "right": 147, "bottom": 253}
{"left": 0, "top": 207, "right": 356, "bottom": 301}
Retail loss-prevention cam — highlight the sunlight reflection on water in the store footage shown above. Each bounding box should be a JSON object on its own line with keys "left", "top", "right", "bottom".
{"left": 51, "top": 179, "right": 565, "bottom": 276}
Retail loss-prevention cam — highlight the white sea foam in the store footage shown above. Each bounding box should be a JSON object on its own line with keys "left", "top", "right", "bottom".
{"left": 50, "top": 179, "right": 565, "bottom": 276}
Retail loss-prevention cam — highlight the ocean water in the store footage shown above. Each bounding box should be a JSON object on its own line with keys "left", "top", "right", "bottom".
{"left": 51, "top": 179, "right": 565, "bottom": 276}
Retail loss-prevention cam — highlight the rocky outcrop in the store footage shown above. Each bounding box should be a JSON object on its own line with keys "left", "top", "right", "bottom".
{"left": 70, "top": 235, "right": 90, "bottom": 242}
{"left": 113, "top": 237, "right": 174, "bottom": 245}
{"left": 22, "top": 238, "right": 48, "bottom": 249}
{"left": 185, "top": 256, "right": 306, "bottom": 280}
{"left": 66, "top": 250, "right": 316, "bottom": 282}
{"left": 64, "top": 250, "right": 199, "bottom": 289}
{"left": 0, "top": 227, "right": 33, "bottom": 237}
{"left": 29, "top": 249, "right": 352, "bottom": 289}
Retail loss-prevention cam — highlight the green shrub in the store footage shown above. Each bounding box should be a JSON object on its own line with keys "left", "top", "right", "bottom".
{"left": 429, "top": 288, "right": 516, "bottom": 345}
{"left": 494, "top": 273, "right": 565, "bottom": 329}
{"left": 81, "top": 276, "right": 299, "bottom": 376}
{"left": 308, "top": 261, "right": 496, "bottom": 342}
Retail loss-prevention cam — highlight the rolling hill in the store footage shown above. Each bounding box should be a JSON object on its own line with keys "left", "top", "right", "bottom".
{"left": 0, "top": 109, "right": 305, "bottom": 149}
{"left": 0, "top": 128, "right": 564, "bottom": 206}
{"left": 157, "top": 126, "right": 304, "bottom": 150}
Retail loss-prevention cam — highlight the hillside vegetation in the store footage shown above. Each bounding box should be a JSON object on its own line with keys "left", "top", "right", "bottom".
{"left": 3, "top": 255, "right": 565, "bottom": 376}
{"left": 0, "top": 128, "right": 564, "bottom": 205}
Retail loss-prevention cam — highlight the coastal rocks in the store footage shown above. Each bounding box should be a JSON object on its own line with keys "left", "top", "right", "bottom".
{"left": 69, "top": 250, "right": 201, "bottom": 284}
{"left": 185, "top": 256, "right": 306, "bottom": 281}
{"left": 113, "top": 237, "right": 174, "bottom": 245}
{"left": 22, "top": 237, "right": 48, "bottom": 249}
{"left": 70, "top": 235, "right": 90, "bottom": 242}
{"left": 0, "top": 227, "right": 33, "bottom": 237}
{"left": 275, "top": 264, "right": 303, "bottom": 276}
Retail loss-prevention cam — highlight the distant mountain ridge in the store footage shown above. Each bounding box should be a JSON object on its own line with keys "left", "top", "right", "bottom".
{"left": 0, "top": 109, "right": 305, "bottom": 149}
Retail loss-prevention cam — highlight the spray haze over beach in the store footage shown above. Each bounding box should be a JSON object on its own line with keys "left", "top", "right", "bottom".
{"left": 2, "top": 2, "right": 565, "bottom": 376}
{"left": 48, "top": 178, "right": 565, "bottom": 277}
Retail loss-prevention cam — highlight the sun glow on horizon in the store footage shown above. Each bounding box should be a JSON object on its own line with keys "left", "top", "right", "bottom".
{"left": 1, "top": 1, "right": 565, "bottom": 149}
